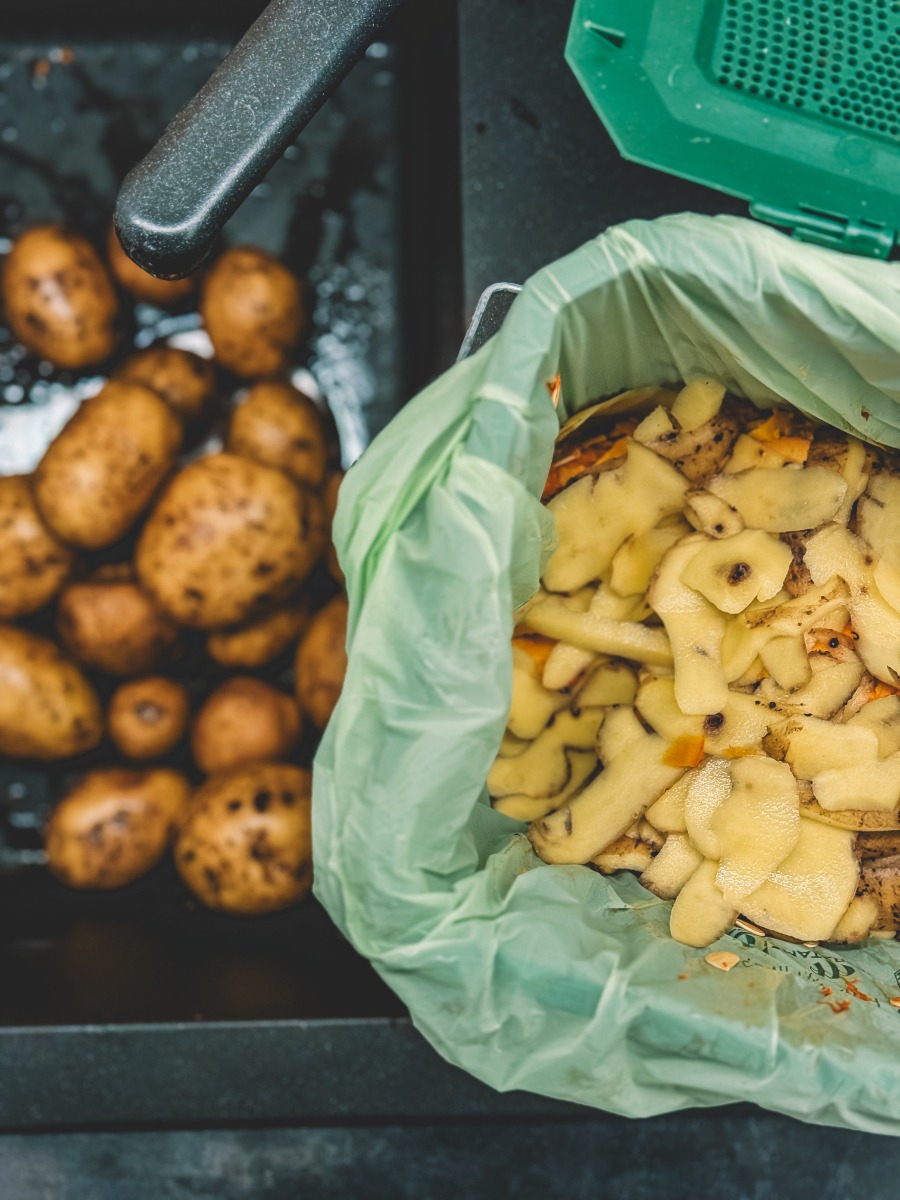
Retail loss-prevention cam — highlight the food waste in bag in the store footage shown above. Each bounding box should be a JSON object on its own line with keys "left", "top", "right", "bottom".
{"left": 495, "top": 380, "right": 900, "bottom": 949}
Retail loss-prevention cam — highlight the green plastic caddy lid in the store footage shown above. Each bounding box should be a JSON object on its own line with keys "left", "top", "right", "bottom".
{"left": 567, "top": 0, "right": 900, "bottom": 257}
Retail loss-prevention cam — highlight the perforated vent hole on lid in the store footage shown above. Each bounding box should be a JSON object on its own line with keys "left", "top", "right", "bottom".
{"left": 712, "top": 0, "right": 900, "bottom": 141}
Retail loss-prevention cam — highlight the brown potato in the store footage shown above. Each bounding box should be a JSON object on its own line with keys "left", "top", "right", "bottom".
{"left": 645, "top": 408, "right": 740, "bottom": 485}
{"left": 174, "top": 763, "right": 312, "bottom": 914}
{"left": 226, "top": 381, "right": 328, "bottom": 487}
{"left": 191, "top": 677, "right": 301, "bottom": 775}
{"left": 136, "top": 452, "right": 325, "bottom": 629}
{"left": 46, "top": 768, "right": 192, "bottom": 889}
{"left": 1, "top": 225, "right": 119, "bottom": 368}
{"left": 200, "top": 246, "right": 304, "bottom": 377}
{"left": 113, "top": 345, "right": 216, "bottom": 426}
{"left": 34, "top": 380, "right": 183, "bottom": 550}
{"left": 108, "top": 676, "right": 191, "bottom": 760}
{"left": 294, "top": 594, "right": 348, "bottom": 730}
{"left": 0, "top": 624, "right": 102, "bottom": 759}
{"left": 858, "top": 854, "right": 900, "bottom": 932}
{"left": 322, "top": 470, "right": 344, "bottom": 585}
{"left": 206, "top": 602, "right": 311, "bottom": 668}
{"left": 106, "top": 225, "right": 197, "bottom": 306}
{"left": 0, "top": 475, "right": 74, "bottom": 617}
{"left": 57, "top": 578, "right": 182, "bottom": 676}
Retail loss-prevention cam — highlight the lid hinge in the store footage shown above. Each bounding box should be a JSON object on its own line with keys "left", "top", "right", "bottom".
{"left": 750, "top": 203, "right": 895, "bottom": 260}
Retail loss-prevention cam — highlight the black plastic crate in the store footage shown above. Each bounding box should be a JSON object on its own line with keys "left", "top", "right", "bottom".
{"left": 0, "top": 0, "right": 476, "bottom": 1131}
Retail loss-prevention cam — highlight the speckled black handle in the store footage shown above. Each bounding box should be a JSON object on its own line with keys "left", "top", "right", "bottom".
{"left": 114, "top": 0, "right": 402, "bottom": 280}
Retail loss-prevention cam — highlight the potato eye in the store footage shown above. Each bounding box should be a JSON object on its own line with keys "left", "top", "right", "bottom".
{"left": 727, "top": 562, "right": 751, "bottom": 585}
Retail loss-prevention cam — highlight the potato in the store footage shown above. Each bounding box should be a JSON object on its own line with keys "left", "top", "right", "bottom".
{"left": 858, "top": 853, "right": 900, "bottom": 931}
{"left": 46, "top": 768, "right": 192, "bottom": 889}
{"left": 489, "top": 704, "right": 603, "bottom": 802}
{"left": 647, "top": 536, "right": 728, "bottom": 715}
{"left": 645, "top": 408, "right": 739, "bottom": 485}
{"left": 741, "top": 819, "right": 859, "bottom": 943}
{"left": 0, "top": 624, "right": 102, "bottom": 759}
{"left": 708, "top": 466, "right": 847, "bottom": 533}
{"left": 1, "top": 225, "right": 119, "bottom": 368}
{"left": 294, "top": 594, "right": 348, "bottom": 730}
{"left": 34, "top": 380, "right": 183, "bottom": 550}
{"left": 108, "top": 676, "right": 191, "bottom": 760}
{"left": 670, "top": 378, "right": 726, "bottom": 433}
{"left": 191, "top": 677, "right": 301, "bottom": 775}
{"left": 136, "top": 453, "right": 325, "bottom": 629}
{"left": 106, "top": 225, "right": 196, "bottom": 306}
{"left": 206, "top": 602, "right": 311, "bottom": 668}
{"left": 0, "top": 475, "right": 74, "bottom": 617}
{"left": 174, "top": 763, "right": 312, "bottom": 914}
{"left": 522, "top": 593, "right": 673, "bottom": 666}
{"left": 113, "top": 345, "right": 216, "bottom": 427}
{"left": 323, "top": 470, "right": 344, "bottom": 585}
{"left": 543, "top": 441, "right": 689, "bottom": 593}
{"left": 56, "top": 578, "right": 182, "bottom": 676}
{"left": 669, "top": 858, "right": 737, "bottom": 949}
{"left": 633, "top": 406, "right": 674, "bottom": 444}
{"left": 200, "top": 246, "right": 304, "bottom": 377}
{"left": 528, "top": 733, "right": 683, "bottom": 864}
{"left": 226, "top": 380, "right": 328, "bottom": 487}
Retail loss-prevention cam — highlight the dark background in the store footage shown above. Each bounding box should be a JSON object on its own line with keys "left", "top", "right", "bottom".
{"left": 3, "top": 0, "right": 900, "bottom": 1196}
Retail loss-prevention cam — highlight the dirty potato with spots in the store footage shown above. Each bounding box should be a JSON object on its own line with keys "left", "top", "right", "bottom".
{"left": 226, "top": 380, "right": 328, "bottom": 487}
{"left": 294, "top": 594, "right": 348, "bottom": 730}
{"left": 46, "top": 768, "right": 192, "bottom": 889}
{"left": 106, "top": 225, "right": 197, "bottom": 306}
{"left": 56, "top": 577, "right": 182, "bottom": 676}
{"left": 0, "top": 475, "right": 75, "bottom": 618}
{"left": 1, "top": 225, "right": 120, "bottom": 368}
{"left": 322, "top": 471, "right": 345, "bottom": 585}
{"left": 0, "top": 624, "right": 102, "bottom": 760}
{"left": 175, "top": 763, "right": 313, "bottom": 915}
{"left": 113, "top": 345, "right": 216, "bottom": 427}
{"left": 200, "top": 246, "right": 304, "bottom": 378}
{"left": 190, "top": 677, "right": 301, "bottom": 776}
{"left": 108, "top": 676, "right": 191, "bottom": 760}
{"left": 136, "top": 452, "right": 326, "bottom": 629}
{"left": 34, "top": 380, "right": 183, "bottom": 550}
{"left": 206, "top": 601, "right": 311, "bottom": 668}
{"left": 644, "top": 408, "right": 739, "bottom": 485}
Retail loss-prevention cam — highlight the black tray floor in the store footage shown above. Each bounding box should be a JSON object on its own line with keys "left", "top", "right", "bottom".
{"left": 1, "top": 862, "right": 404, "bottom": 1025}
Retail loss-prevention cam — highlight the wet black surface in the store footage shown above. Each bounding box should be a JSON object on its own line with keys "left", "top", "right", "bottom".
{"left": 459, "top": 0, "right": 748, "bottom": 313}
{"left": 0, "top": 861, "right": 404, "bottom": 1025}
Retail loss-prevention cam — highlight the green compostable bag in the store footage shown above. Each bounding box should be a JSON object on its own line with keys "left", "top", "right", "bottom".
{"left": 313, "top": 213, "right": 900, "bottom": 1133}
